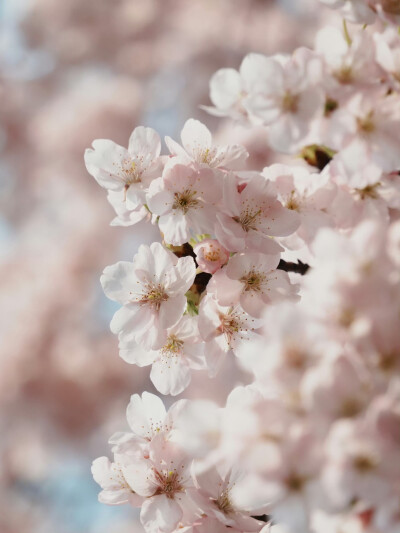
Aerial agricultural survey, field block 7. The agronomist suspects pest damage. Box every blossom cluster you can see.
[86,9,400,533]
[319,0,400,25]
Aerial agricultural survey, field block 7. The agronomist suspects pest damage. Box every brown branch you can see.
[278,259,310,276]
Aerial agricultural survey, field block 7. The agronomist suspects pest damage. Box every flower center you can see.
[199,147,215,165]
[173,188,199,213]
[285,190,301,211]
[138,283,168,311]
[282,91,299,113]
[285,473,306,492]
[378,352,397,372]
[233,208,262,232]
[217,310,248,346]
[355,183,380,200]
[357,111,375,134]
[121,159,142,185]
[153,469,184,499]
[335,66,353,84]
[353,454,377,473]
[205,249,221,262]
[214,490,234,514]
[241,270,267,292]
[338,308,356,328]
[284,344,307,369]
[162,335,184,356]
[340,398,362,418]
[193,146,222,167]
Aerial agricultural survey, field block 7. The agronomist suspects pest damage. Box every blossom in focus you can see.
[119,317,205,396]
[193,239,229,274]
[101,242,196,349]
[192,465,268,531]
[122,437,194,533]
[165,119,249,170]
[147,164,220,245]
[207,252,299,318]
[214,173,300,254]
[85,126,162,220]
[91,455,144,506]
[198,294,262,376]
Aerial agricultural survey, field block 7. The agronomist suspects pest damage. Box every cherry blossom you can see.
[325,91,400,173]
[125,392,175,444]
[198,294,262,375]
[85,126,162,212]
[192,465,268,531]
[193,239,229,274]
[205,47,325,153]
[263,163,337,245]
[203,67,247,120]
[318,0,376,24]
[207,252,299,318]
[146,164,220,246]
[91,455,144,506]
[106,392,187,462]
[214,173,300,254]
[315,26,381,96]
[375,27,400,89]
[320,0,400,25]
[165,119,249,170]
[88,6,400,532]
[101,242,196,350]
[119,317,205,396]
[322,418,399,510]
[107,189,150,227]
[239,49,325,152]
[124,438,194,533]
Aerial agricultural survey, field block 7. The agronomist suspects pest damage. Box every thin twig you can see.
[278,259,310,276]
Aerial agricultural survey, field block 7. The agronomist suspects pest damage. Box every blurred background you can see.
[0,1,328,531]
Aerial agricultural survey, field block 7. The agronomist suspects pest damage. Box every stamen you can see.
[233,208,262,232]
[241,269,267,292]
[173,188,199,213]
[282,91,299,113]
[137,283,168,311]
[357,111,375,134]
[153,468,184,499]
[121,158,144,185]
[214,490,234,514]
[162,335,184,356]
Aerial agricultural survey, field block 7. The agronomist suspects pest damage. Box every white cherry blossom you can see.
[207,252,299,318]
[165,119,248,170]
[85,126,162,210]
[214,173,300,254]
[147,164,220,246]
[101,242,196,350]
[119,317,205,396]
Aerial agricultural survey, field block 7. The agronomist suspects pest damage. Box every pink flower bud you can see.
[193,239,229,274]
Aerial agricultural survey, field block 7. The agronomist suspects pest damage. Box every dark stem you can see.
[171,241,310,290]
[278,259,310,276]
[193,272,212,295]
[252,514,269,523]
